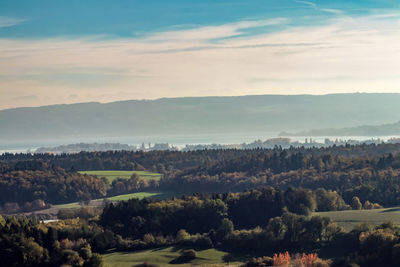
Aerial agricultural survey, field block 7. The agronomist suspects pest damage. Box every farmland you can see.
[52,192,162,209]
[314,206,400,231]
[79,170,162,183]
[107,191,162,201]
[102,246,244,267]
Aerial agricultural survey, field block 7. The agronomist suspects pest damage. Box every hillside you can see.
[282,121,400,137]
[2,93,400,140]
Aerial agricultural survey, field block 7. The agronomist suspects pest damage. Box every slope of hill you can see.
[281,121,400,137]
[2,93,400,140]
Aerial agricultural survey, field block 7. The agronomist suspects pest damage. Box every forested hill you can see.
[2,93,400,140]
[281,120,400,137]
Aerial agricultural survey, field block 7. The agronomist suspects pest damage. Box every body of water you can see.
[1,133,400,153]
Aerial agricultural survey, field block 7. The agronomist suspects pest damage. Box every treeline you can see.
[0,169,109,213]
[2,144,400,211]
[98,189,400,266]
[4,213,400,266]
[99,187,365,240]
[0,170,160,214]
[2,187,400,266]
[2,143,400,172]
[162,167,398,207]
[240,221,400,267]
[0,215,104,267]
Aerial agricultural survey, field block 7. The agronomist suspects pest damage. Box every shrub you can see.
[351,197,362,210]
[242,256,274,266]
[180,249,197,260]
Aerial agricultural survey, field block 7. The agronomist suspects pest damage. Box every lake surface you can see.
[1,133,400,153]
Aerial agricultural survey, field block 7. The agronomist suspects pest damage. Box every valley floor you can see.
[102,246,245,267]
[314,206,400,231]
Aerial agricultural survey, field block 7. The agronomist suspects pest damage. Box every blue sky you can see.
[1,0,400,109]
[1,0,397,38]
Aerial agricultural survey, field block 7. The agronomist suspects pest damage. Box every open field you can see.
[107,192,161,201]
[79,170,162,183]
[18,191,164,218]
[103,246,245,267]
[314,206,400,231]
[53,192,162,209]
[16,192,164,217]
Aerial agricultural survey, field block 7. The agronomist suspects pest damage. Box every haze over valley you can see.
[2,93,400,150]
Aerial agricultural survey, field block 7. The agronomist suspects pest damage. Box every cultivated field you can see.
[107,192,162,201]
[52,192,162,209]
[314,206,400,231]
[79,170,162,183]
[103,246,244,267]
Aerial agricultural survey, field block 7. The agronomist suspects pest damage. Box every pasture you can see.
[78,170,162,183]
[52,192,162,209]
[107,192,161,201]
[314,206,400,231]
[103,246,244,267]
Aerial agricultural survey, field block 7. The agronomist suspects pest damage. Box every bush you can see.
[180,249,196,260]
[312,259,331,267]
[351,197,362,210]
[241,256,274,266]
[57,207,101,220]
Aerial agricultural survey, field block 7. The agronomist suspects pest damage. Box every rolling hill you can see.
[2,93,400,141]
[281,121,400,137]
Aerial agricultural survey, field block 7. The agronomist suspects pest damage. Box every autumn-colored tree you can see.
[273,252,290,266]
[298,253,318,267]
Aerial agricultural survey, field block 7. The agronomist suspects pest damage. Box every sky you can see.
[1,0,400,110]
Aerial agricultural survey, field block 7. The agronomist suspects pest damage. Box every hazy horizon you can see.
[0,91,397,111]
[2,0,400,109]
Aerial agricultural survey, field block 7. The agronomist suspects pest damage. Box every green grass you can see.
[314,206,400,231]
[53,192,162,209]
[52,202,82,209]
[107,192,161,201]
[102,246,244,267]
[79,170,162,183]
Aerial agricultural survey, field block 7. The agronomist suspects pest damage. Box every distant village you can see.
[33,137,400,154]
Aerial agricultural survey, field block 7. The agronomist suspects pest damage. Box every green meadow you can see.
[314,206,400,231]
[103,246,244,267]
[79,170,162,183]
[53,192,161,209]
[107,192,161,201]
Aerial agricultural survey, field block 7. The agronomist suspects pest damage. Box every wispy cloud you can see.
[1,13,400,109]
[294,0,343,15]
[0,16,26,28]
[144,18,289,43]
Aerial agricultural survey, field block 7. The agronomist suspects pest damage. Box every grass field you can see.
[79,170,162,183]
[52,202,84,209]
[314,206,400,231]
[107,192,161,201]
[102,246,244,267]
[53,192,162,209]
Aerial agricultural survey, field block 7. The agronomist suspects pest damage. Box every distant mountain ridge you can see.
[2,93,400,141]
[280,121,400,137]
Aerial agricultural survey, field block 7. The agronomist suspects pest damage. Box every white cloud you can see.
[0,16,26,28]
[293,0,343,15]
[1,13,400,109]
[143,18,289,43]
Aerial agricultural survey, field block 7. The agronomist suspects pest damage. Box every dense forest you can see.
[1,143,400,210]
[2,143,400,266]
[2,191,400,266]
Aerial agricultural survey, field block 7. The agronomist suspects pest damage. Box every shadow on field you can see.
[380,208,400,213]
[169,257,193,264]
[223,252,253,263]
[152,247,166,252]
